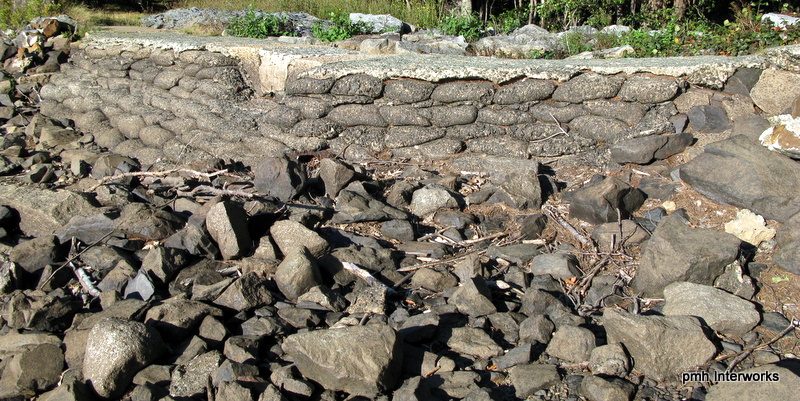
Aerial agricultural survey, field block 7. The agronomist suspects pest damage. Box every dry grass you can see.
[62,3,147,26]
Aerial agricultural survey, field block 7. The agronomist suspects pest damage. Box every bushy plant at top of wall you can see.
[438,11,484,42]
[226,7,295,38]
[0,0,60,30]
[311,12,374,42]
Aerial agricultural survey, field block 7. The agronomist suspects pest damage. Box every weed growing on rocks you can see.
[438,11,484,42]
[312,12,373,42]
[226,7,294,38]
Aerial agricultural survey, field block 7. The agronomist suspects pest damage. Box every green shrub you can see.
[491,7,525,35]
[561,31,593,55]
[312,12,373,42]
[0,0,60,30]
[438,11,484,42]
[226,7,294,38]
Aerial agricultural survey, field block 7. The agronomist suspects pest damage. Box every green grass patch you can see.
[226,7,294,37]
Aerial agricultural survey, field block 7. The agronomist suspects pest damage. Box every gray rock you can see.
[618,75,681,104]
[331,73,384,97]
[270,219,329,258]
[421,105,478,127]
[774,212,800,275]
[444,327,503,359]
[519,314,555,344]
[253,156,307,202]
[687,105,730,133]
[144,298,223,341]
[662,281,760,336]
[214,272,275,311]
[328,104,387,127]
[0,184,98,237]
[385,126,443,147]
[223,335,260,363]
[114,203,184,241]
[591,220,650,251]
[431,81,495,103]
[680,135,800,223]
[494,79,557,104]
[274,247,323,301]
[217,380,254,401]
[398,312,440,343]
[2,290,81,332]
[750,68,800,115]
[631,214,741,297]
[705,361,800,401]
[509,363,561,398]
[545,325,596,362]
[206,201,251,260]
[0,343,63,397]
[141,246,188,285]
[486,243,543,266]
[384,79,435,103]
[9,235,63,274]
[123,269,156,301]
[83,318,163,399]
[584,99,647,125]
[552,73,623,103]
[580,375,637,401]
[409,268,458,292]
[589,343,630,377]
[169,350,223,398]
[449,277,497,317]
[296,285,347,312]
[610,132,693,164]
[530,253,581,280]
[282,324,402,396]
[569,115,631,142]
[603,308,716,382]
[380,219,415,241]
[333,189,409,223]
[56,212,116,245]
[564,176,645,224]
[410,184,462,216]
[319,158,357,197]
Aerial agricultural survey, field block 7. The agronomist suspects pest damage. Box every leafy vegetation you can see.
[226,7,294,37]
[0,0,59,29]
[438,11,484,42]
[311,12,373,42]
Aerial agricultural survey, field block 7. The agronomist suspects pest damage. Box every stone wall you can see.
[37,34,790,168]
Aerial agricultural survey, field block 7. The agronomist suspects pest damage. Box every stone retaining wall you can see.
[37,33,796,167]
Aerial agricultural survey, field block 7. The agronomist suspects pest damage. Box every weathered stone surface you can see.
[603,308,716,382]
[270,219,329,258]
[328,104,387,127]
[169,350,223,398]
[145,299,223,341]
[410,184,462,216]
[0,184,98,237]
[444,327,503,359]
[213,272,274,311]
[206,201,251,260]
[274,247,322,302]
[449,277,497,317]
[618,75,680,103]
[564,176,645,224]
[253,156,307,202]
[589,343,630,377]
[584,99,646,125]
[84,318,163,399]
[680,135,800,222]
[0,343,63,397]
[10,235,64,274]
[705,361,800,401]
[493,79,556,104]
[545,325,596,363]
[569,115,631,142]
[687,105,730,132]
[552,73,623,103]
[774,212,800,275]
[2,290,81,332]
[331,74,383,98]
[384,79,435,103]
[431,81,495,103]
[509,363,561,398]
[283,324,402,396]
[631,214,740,297]
[750,68,800,115]
[662,281,760,336]
[333,189,409,223]
[610,132,693,164]
[580,375,637,401]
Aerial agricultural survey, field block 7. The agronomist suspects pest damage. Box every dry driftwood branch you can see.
[175,185,256,198]
[88,168,234,191]
[341,262,388,289]
[714,319,799,367]
[71,262,101,297]
[37,231,114,290]
[543,205,593,248]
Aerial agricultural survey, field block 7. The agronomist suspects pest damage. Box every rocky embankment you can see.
[1,14,800,401]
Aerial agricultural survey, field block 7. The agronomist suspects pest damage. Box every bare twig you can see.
[341,262,388,289]
[543,205,593,248]
[714,320,799,366]
[176,185,256,198]
[396,249,486,273]
[88,168,234,191]
[37,231,114,290]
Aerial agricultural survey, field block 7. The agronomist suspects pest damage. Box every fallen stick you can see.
[543,205,593,248]
[71,262,101,297]
[176,185,256,198]
[88,168,234,191]
[341,262,388,289]
[37,231,114,290]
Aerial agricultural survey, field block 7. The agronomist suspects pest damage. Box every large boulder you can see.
[282,324,403,396]
[662,282,760,336]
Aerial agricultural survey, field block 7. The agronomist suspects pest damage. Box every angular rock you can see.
[519,315,555,344]
[123,269,156,301]
[552,73,623,103]
[705,361,800,401]
[774,211,800,275]
[282,324,402,396]
[380,219,415,241]
[750,68,800,115]
[332,190,409,223]
[114,203,184,241]
[206,201,251,260]
[662,281,760,336]
[169,350,223,398]
[270,219,329,258]
[687,105,730,133]
[610,132,693,164]
[530,253,581,280]
[591,219,650,251]
[214,272,275,311]
[618,75,680,104]
[9,235,64,274]
[444,327,503,359]
[410,184,462,217]
[564,176,645,224]
[253,156,307,201]
[449,277,497,317]
[509,363,561,399]
[679,135,800,222]
[589,343,630,377]
[631,214,741,297]
[409,268,458,292]
[580,375,637,401]
[141,246,188,285]
[603,308,716,382]
[144,299,223,341]
[2,290,81,332]
[0,184,98,237]
[0,343,63,397]
[83,318,163,399]
[274,247,323,301]
[319,158,357,197]
[545,325,596,363]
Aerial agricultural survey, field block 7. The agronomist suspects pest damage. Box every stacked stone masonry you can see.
[38,40,764,167]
